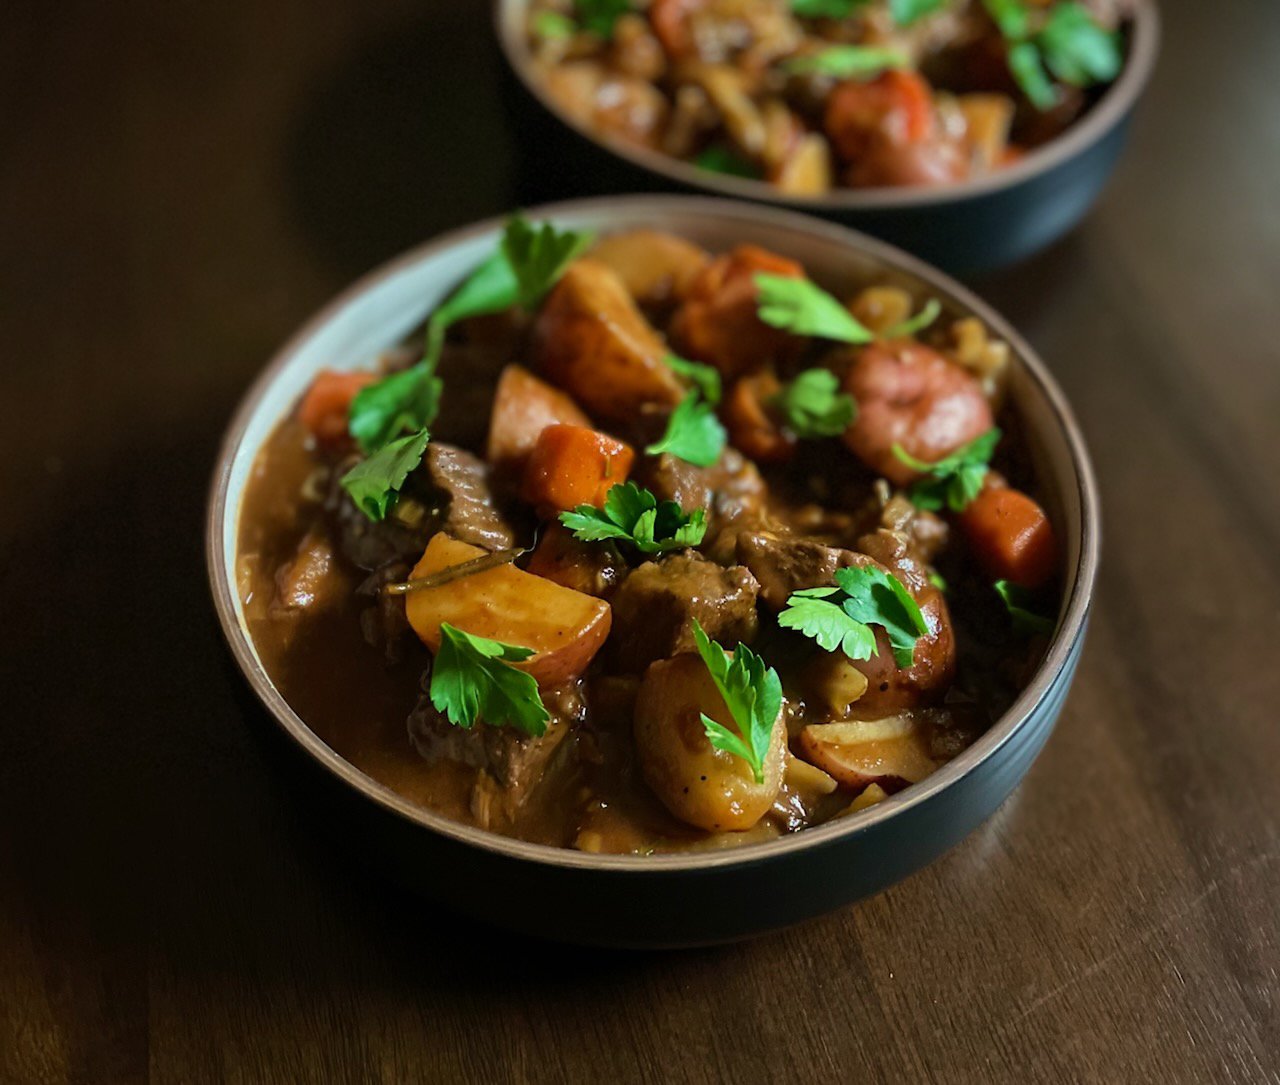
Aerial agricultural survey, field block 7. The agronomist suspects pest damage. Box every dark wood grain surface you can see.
[2,1,1277,1081]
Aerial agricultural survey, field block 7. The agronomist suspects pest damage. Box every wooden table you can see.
[3,2,1277,1081]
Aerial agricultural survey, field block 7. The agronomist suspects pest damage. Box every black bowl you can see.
[494,0,1160,273]
[208,196,1100,947]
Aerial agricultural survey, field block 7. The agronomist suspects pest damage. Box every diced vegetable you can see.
[824,69,935,161]
[533,259,685,424]
[960,485,1058,589]
[846,782,889,813]
[404,533,612,687]
[724,373,796,463]
[486,365,591,476]
[297,370,376,445]
[522,423,636,513]
[633,652,786,831]
[586,229,709,303]
[797,715,937,790]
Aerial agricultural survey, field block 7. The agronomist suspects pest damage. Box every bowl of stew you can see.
[208,195,1098,947]
[495,0,1159,271]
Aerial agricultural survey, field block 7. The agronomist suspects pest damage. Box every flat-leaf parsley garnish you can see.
[994,580,1055,636]
[892,427,1001,512]
[559,482,707,554]
[430,623,550,736]
[770,368,857,439]
[646,391,727,467]
[779,564,930,668]
[339,427,430,521]
[785,46,909,79]
[691,620,783,785]
[755,273,875,344]
[664,353,722,405]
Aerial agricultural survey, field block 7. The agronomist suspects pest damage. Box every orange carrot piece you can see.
[724,373,796,464]
[297,370,376,445]
[486,364,591,476]
[961,486,1058,589]
[522,424,635,514]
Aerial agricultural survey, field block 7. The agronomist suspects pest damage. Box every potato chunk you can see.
[404,533,611,687]
[797,716,938,792]
[587,229,710,304]
[486,364,590,477]
[532,259,684,425]
[634,654,785,832]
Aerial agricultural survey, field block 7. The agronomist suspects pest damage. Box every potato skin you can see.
[634,654,785,832]
[404,533,611,688]
[586,229,710,305]
[486,365,591,478]
[532,259,684,425]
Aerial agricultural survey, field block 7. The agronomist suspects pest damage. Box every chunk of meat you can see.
[669,245,805,379]
[586,230,710,305]
[421,443,517,551]
[608,554,760,672]
[724,372,796,464]
[271,527,345,615]
[532,259,685,426]
[634,653,786,832]
[843,339,994,487]
[525,523,628,599]
[738,530,955,717]
[637,447,767,529]
[325,459,434,572]
[486,365,590,478]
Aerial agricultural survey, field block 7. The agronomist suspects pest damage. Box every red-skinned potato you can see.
[486,365,591,477]
[405,534,611,688]
[532,259,684,425]
[586,229,710,304]
[797,716,938,792]
[634,653,786,832]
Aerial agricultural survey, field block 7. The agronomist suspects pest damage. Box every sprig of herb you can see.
[559,482,708,554]
[882,297,942,339]
[982,0,1122,111]
[339,428,430,521]
[770,368,857,439]
[789,0,863,16]
[892,428,1001,512]
[430,623,550,736]
[574,0,631,39]
[889,0,948,24]
[755,273,875,344]
[784,45,909,79]
[664,354,722,405]
[693,145,761,179]
[348,216,590,455]
[779,564,930,667]
[691,620,783,785]
[994,579,1055,636]
[646,391,727,467]
[532,10,577,38]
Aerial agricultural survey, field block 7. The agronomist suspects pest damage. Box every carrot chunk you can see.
[522,424,635,514]
[297,370,376,445]
[960,486,1058,589]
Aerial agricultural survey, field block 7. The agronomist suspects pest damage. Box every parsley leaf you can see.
[348,363,442,454]
[533,10,577,38]
[983,0,1031,38]
[789,0,863,16]
[430,623,551,736]
[892,427,1001,512]
[339,427,430,521]
[691,620,783,785]
[1007,40,1058,110]
[1037,2,1122,86]
[779,563,929,667]
[889,0,947,24]
[664,353,722,405]
[770,368,857,439]
[502,214,595,310]
[994,579,1055,636]
[646,391,727,467]
[574,0,631,38]
[559,482,707,554]
[784,46,908,79]
[755,273,875,344]
[881,297,942,339]
[693,145,761,179]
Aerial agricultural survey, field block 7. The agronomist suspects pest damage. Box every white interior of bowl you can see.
[208,195,1097,870]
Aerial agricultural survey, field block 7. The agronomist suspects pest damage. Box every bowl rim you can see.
[207,193,1100,873]
[493,0,1160,210]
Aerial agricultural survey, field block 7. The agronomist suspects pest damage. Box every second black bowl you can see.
[495,0,1160,273]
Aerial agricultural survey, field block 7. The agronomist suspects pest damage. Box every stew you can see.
[236,218,1061,853]
[525,0,1130,193]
